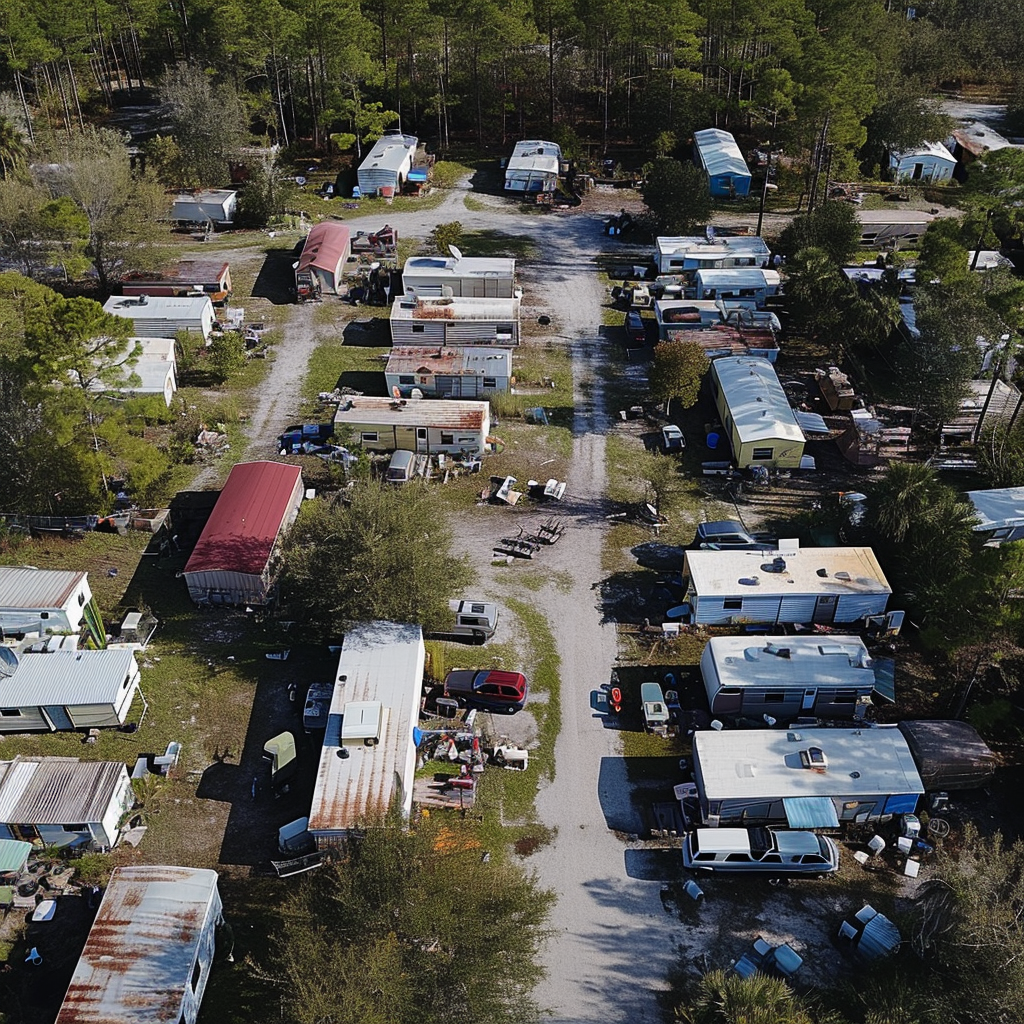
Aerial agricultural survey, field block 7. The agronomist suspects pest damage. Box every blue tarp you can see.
[783,796,840,828]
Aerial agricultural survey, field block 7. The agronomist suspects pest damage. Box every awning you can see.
[795,410,829,434]
[783,796,839,828]
[872,658,896,702]
[0,839,31,874]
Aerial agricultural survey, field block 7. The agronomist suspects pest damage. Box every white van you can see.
[386,450,416,483]
[682,827,840,875]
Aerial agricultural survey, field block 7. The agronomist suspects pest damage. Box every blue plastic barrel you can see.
[707,432,720,449]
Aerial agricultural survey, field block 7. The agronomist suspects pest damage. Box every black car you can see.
[693,520,776,551]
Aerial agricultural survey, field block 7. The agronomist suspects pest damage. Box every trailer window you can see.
[723,599,742,610]
[398,375,415,385]
[0,709,21,717]
[719,687,742,696]
[834,689,857,703]
[360,432,379,443]
[725,853,752,863]
[751,447,774,460]
[483,377,497,389]
[440,432,454,445]
[764,693,785,704]
[412,325,425,333]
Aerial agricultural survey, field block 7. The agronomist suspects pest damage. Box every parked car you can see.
[386,450,416,484]
[303,682,335,733]
[624,310,646,344]
[693,519,775,550]
[443,669,529,714]
[683,827,840,876]
[661,424,685,452]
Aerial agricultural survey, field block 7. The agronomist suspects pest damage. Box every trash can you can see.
[707,432,720,449]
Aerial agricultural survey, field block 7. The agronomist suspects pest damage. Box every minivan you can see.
[386,450,415,484]
[682,827,840,875]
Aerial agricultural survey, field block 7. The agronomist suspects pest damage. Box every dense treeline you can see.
[1,1,1023,165]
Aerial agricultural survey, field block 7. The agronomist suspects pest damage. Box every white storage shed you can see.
[308,622,425,846]
[681,542,892,626]
[504,140,562,193]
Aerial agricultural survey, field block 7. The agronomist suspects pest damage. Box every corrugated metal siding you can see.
[184,569,268,606]
[0,758,129,824]
[67,704,123,728]
[392,322,445,345]
[836,593,889,622]
[778,594,818,623]
[693,595,782,624]
[0,649,138,708]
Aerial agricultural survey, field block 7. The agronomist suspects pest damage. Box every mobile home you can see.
[889,141,956,184]
[123,259,232,305]
[308,622,425,847]
[966,486,1024,545]
[655,236,769,276]
[183,461,304,608]
[693,129,752,197]
[169,190,237,228]
[334,396,490,455]
[690,726,924,828]
[56,865,223,1024]
[694,269,780,307]
[709,356,804,468]
[0,755,134,848]
[385,346,511,397]
[98,337,177,407]
[700,635,895,719]
[357,131,418,196]
[681,543,892,626]
[294,221,352,300]
[0,647,141,732]
[102,294,215,341]
[0,567,105,647]
[504,140,562,193]
[856,208,939,248]
[401,252,517,298]
[390,295,520,347]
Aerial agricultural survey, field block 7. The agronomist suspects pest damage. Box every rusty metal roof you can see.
[384,346,510,376]
[391,295,520,321]
[308,623,424,837]
[55,865,221,1024]
[334,396,489,431]
[0,756,129,824]
[0,567,87,611]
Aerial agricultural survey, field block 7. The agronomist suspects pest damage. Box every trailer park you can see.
[3,132,1024,1024]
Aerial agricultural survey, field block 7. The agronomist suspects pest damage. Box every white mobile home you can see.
[889,141,956,183]
[0,567,105,647]
[170,189,238,228]
[334,396,490,455]
[966,486,1024,545]
[56,865,223,1024]
[0,647,141,732]
[655,236,770,275]
[682,543,892,626]
[700,635,895,719]
[693,129,752,197]
[183,461,304,608]
[390,295,520,347]
[357,131,418,196]
[856,208,939,248]
[401,252,517,298]
[0,755,134,848]
[385,346,512,397]
[710,356,805,468]
[94,337,177,407]
[504,140,562,193]
[308,622,425,847]
[690,726,924,828]
[103,294,215,341]
[694,268,780,307]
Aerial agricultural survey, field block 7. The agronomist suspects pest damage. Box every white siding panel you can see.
[778,594,818,623]
[836,593,889,622]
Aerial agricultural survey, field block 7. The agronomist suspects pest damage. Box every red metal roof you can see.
[184,461,302,577]
[297,222,351,275]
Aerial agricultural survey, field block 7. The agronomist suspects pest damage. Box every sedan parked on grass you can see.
[693,519,775,550]
[443,669,529,714]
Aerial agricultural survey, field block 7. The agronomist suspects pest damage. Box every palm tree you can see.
[675,970,815,1024]
[866,462,940,545]
[0,116,26,178]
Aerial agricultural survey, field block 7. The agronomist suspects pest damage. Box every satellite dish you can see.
[0,646,19,677]
[449,244,463,262]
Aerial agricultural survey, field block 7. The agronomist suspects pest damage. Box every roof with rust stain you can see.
[333,396,490,431]
[308,622,425,838]
[55,865,221,1024]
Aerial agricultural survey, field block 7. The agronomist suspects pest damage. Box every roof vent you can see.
[342,701,384,745]
[816,568,828,577]
[800,746,828,772]
[738,576,760,586]
[834,571,852,581]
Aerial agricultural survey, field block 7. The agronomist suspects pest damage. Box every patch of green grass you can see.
[431,160,474,189]
[300,336,390,405]
[457,229,539,262]
[463,195,489,212]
